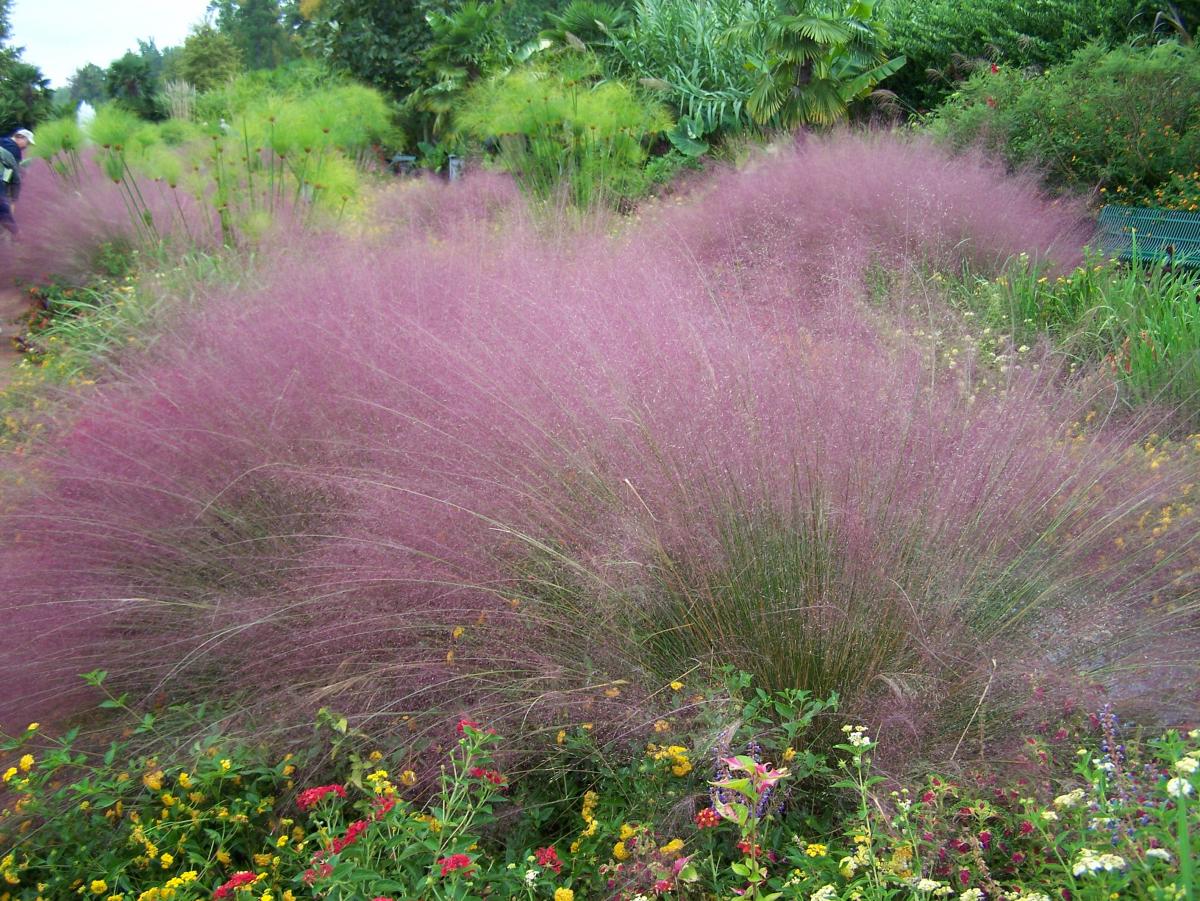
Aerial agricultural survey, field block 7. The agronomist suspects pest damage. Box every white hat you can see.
[14,128,34,145]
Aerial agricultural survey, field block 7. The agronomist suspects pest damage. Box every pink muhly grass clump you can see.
[0,157,1194,769]
[0,155,218,286]
[646,131,1090,301]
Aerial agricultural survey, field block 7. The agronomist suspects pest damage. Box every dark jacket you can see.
[0,136,23,201]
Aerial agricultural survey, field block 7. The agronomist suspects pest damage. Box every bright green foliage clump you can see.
[881,0,1157,111]
[929,42,1200,203]
[458,58,672,206]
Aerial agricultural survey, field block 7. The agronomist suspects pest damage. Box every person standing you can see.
[0,128,35,238]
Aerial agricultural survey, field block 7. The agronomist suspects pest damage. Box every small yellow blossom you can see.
[806,843,828,858]
[554,889,574,901]
[451,626,465,640]
[669,681,684,691]
[90,880,109,895]
[142,771,164,791]
[18,755,33,773]
[612,841,628,861]
[556,730,566,744]
[219,759,232,772]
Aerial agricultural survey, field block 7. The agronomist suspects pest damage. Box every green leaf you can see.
[667,121,709,157]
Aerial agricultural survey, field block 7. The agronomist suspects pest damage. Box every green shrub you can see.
[456,56,672,206]
[928,42,1200,201]
[882,0,1155,111]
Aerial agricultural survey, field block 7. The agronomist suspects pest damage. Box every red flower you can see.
[439,853,475,877]
[694,807,720,828]
[654,879,673,893]
[214,872,258,899]
[922,790,936,803]
[456,718,480,736]
[1012,851,1026,864]
[305,862,333,883]
[296,784,347,811]
[329,819,371,854]
[978,831,992,850]
[986,97,997,108]
[990,63,1000,73]
[372,796,397,820]
[959,869,971,885]
[535,846,563,874]
[469,766,505,785]
[1019,820,1034,835]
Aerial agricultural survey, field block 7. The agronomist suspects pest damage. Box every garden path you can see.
[0,286,28,392]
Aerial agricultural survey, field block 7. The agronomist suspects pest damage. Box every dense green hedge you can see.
[928,42,1200,205]
[881,0,1165,111]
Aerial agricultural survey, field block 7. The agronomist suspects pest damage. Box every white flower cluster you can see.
[841,724,872,748]
[1052,788,1086,809]
[810,885,838,901]
[1146,848,1172,862]
[1072,848,1127,876]
[1175,755,1198,776]
[1166,777,1194,798]
[960,889,985,901]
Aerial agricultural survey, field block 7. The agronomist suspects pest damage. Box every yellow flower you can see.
[253,853,273,868]
[451,626,465,640]
[581,723,593,731]
[805,843,828,858]
[177,773,192,789]
[219,759,232,772]
[612,841,628,861]
[619,823,638,840]
[653,720,670,733]
[216,850,232,866]
[782,747,797,762]
[554,889,575,901]
[556,730,566,745]
[276,835,289,848]
[445,649,456,664]
[400,770,417,786]
[2,768,16,784]
[669,681,684,691]
[368,750,384,762]
[18,755,33,773]
[604,687,621,698]
[159,853,173,869]
[659,838,684,856]
[142,771,164,791]
[25,723,38,732]
[90,881,109,895]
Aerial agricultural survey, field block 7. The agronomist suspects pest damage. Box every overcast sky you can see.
[9,0,213,89]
